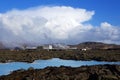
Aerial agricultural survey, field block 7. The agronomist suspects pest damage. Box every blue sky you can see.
[0,0,120,26]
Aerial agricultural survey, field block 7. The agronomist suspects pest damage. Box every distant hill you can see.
[71,42,120,50]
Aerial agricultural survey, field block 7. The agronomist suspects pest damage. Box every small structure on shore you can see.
[43,44,53,50]
[25,47,37,50]
[82,48,87,51]
[81,47,91,51]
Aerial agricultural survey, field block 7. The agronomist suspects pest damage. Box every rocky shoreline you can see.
[0,65,120,80]
[0,49,120,63]
[0,50,120,80]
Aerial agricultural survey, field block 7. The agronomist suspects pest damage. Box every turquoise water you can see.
[0,58,120,76]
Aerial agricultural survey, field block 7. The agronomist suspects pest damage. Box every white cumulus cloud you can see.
[0,6,120,47]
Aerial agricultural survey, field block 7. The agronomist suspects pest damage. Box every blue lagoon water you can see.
[0,58,120,76]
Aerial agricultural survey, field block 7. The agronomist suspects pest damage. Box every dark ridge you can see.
[69,41,120,50]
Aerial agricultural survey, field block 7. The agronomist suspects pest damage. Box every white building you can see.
[69,47,77,50]
[25,47,37,50]
[43,44,53,50]
[82,48,87,51]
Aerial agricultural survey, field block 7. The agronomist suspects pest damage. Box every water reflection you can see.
[0,58,120,76]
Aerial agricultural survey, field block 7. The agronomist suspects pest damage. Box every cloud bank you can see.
[0,6,120,47]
